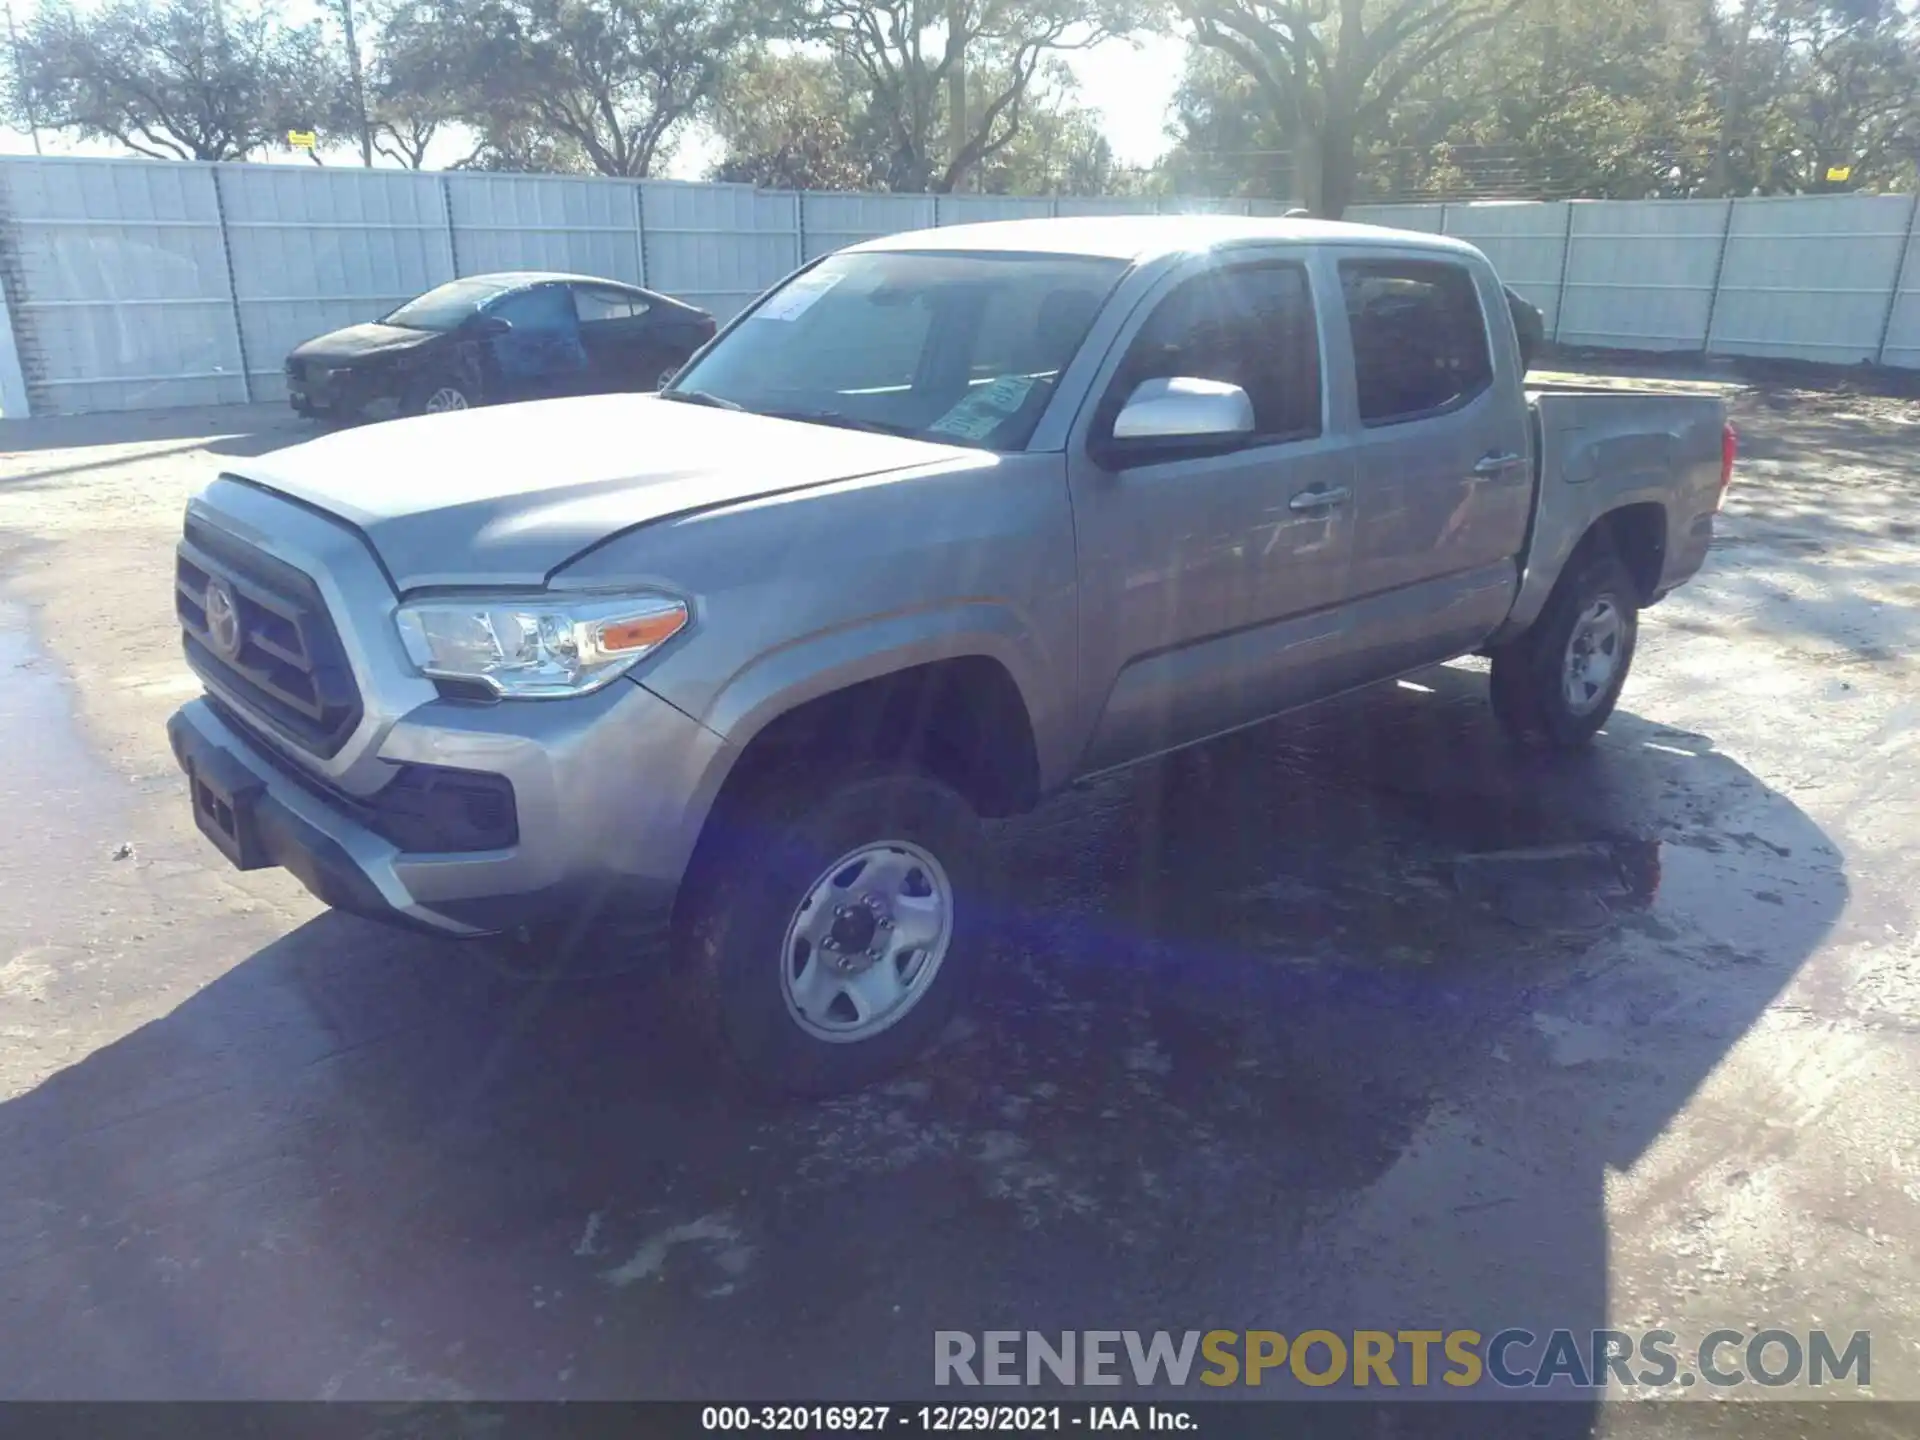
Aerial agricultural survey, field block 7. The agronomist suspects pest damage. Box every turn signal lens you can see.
[597,610,687,654]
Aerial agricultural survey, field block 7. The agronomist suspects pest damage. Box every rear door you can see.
[1335,253,1532,674]
[1067,252,1357,774]
[572,283,665,392]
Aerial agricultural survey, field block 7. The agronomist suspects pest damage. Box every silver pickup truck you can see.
[167,216,1735,1093]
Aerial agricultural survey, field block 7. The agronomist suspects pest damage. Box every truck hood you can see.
[229,393,982,590]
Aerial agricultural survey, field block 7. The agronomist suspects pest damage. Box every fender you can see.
[692,600,1076,792]
[1498,490,1673,643]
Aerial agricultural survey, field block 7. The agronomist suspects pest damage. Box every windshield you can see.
[382,278,519,332]
[667,250,1127,451]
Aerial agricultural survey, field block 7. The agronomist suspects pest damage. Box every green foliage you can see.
[974,76,1122,193]
[789,0,1161,192]
[8,0,1916,206]
[708,52,887,189]
[1165,0,1920,206]
[10,0,337,160]
[379,0,761,176]
[1173,0,1532,215]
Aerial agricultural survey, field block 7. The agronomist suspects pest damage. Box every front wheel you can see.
[407,376,475,415]
[679,764,985,1096]
[1490,545,1640,749]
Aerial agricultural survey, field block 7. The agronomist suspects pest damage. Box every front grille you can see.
[177,516,364,757]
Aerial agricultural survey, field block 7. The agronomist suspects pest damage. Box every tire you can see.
[406,375,475,416]
[1489,543,1640,750]
[679,762,985,1097]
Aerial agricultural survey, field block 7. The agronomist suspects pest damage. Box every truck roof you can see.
[847,214,1485,263]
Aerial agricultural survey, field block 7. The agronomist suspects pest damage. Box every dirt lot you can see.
[1,373,1918,1421]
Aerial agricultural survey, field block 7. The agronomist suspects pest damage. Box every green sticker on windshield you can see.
[929,374,1038,440]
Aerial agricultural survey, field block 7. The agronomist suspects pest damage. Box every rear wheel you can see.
[1490,544,1639,749]
[678,763,985,1096]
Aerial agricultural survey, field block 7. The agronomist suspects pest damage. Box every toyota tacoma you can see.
[167,216,1735,1094]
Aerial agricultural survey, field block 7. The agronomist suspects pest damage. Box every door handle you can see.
[1289,485,1352,512]
[1472,452,1525,477]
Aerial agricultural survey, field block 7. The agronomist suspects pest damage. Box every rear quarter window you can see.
[1340,259,1493,426]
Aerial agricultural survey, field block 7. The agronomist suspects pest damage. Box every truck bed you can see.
[1496,386,1729,641]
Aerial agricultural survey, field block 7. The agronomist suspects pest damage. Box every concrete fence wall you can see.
[0,154,1913,417]
[1350,195,1920,371]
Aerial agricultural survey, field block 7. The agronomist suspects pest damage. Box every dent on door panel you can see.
[1077,606,1349,775]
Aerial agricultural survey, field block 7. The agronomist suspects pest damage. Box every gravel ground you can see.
[0,374,1917,1425]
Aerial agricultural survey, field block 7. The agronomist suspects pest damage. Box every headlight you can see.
[394,592,689,698]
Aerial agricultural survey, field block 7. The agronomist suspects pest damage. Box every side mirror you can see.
[1111,376,1255,444]
[474,314,513,337]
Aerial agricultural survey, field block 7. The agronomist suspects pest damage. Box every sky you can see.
[0,31,1189,178]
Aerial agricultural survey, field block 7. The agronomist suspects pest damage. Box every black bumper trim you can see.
[167,706,678,942]
[169,708,404,929]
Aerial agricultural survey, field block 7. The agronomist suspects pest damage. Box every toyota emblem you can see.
[204,577,243,661]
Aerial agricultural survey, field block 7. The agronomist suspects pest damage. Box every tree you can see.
[791,0,1155,192]
[1373,0,1722,199]
[1175,0,1532,216]
[709,52,885,189]
[10,0,336,161]
[973,64,1122,193]
[1752,0,1920,192]
[1158,40,1292,196]
[353,0,460,167]
[381,0,757,177]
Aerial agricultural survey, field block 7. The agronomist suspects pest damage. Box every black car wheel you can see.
[422,384,471,413]
[405,374,474,416]
[678,762,986,1096]
[1490,541,1640,750]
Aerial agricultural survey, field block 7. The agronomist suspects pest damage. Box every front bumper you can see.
[168,680,734,939]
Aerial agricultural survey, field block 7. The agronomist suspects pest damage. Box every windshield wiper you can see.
[655,388,743,411]
[762,408,918,438]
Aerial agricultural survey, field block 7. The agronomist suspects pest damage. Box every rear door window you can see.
[1339,259,1493,426]
[1110,260,1322,442]
[573,285,648,324]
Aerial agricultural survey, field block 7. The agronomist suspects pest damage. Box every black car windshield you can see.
[382,278,520,332]
[665,250,1127,451]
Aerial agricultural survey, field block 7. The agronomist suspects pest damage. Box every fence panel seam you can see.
[209,164,254,403]
[1876,190,1920,366]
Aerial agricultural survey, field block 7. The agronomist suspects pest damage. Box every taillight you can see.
[1717,422,1738,510]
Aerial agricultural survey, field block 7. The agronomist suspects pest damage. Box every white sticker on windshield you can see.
[752,271,843,323]
[928,374,1038,440]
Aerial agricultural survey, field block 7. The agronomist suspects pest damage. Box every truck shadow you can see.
[0,664,1844,1415]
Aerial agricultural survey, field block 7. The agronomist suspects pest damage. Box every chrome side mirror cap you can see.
[1111,376,1255,442]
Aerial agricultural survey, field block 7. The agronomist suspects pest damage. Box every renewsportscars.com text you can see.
[934,1329,1871,1391]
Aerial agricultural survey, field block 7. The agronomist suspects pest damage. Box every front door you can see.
[1337,256,1534,675]
[1068,254,1358,775]
[483,283,590,401]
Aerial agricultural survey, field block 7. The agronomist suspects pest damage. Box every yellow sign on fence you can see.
[1826,165,1853,183]
[287,130,317,150]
